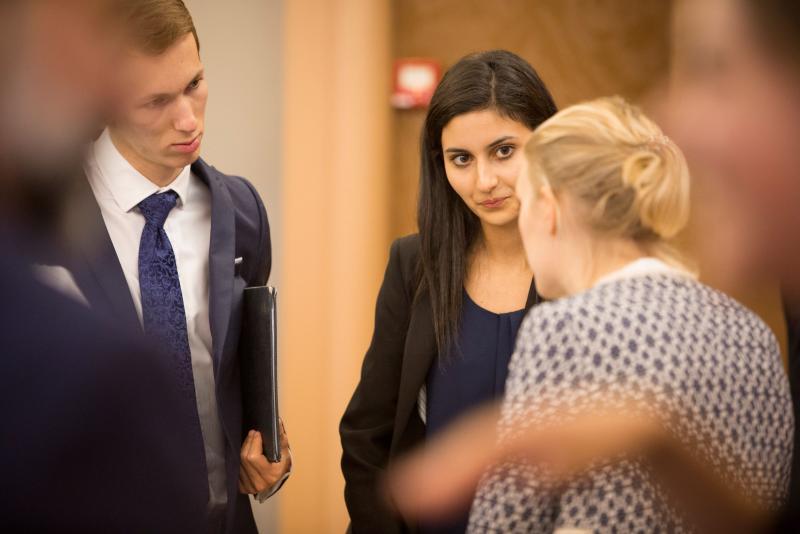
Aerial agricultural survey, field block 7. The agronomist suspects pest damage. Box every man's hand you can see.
[239,420,291,495]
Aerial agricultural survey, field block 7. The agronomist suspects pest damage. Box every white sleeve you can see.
[254,450,293,503]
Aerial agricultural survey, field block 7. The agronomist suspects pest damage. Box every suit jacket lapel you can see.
[66,176,140,332]
[193,160,235,374]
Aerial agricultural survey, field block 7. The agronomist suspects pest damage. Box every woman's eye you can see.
[188,78,202,91]
[496,145,515,159]
[452,154,471,167]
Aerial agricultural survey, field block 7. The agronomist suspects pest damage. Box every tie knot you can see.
[138,190,178,228]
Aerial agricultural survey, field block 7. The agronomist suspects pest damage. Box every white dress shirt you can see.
[86,130,228,512]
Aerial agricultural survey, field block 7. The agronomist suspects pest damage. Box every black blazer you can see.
[340,234,541,533]
[776,300,800,532]
[62,158,271,534]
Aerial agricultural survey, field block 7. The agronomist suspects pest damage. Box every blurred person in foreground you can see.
[0,0,205,531]
[49,1,291,532]
[390,0,800,532]
[669,0,800,531]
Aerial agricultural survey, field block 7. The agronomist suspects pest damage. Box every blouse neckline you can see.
[463,287,527,318]
[593,257,694,288]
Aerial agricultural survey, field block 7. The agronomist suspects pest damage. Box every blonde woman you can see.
[459,97,793,532]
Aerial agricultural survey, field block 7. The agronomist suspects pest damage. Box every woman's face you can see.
[668,0,800,286]
[441,109,533,230]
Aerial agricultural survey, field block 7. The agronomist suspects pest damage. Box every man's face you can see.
[110,33,207,181]
[668,0,800,288]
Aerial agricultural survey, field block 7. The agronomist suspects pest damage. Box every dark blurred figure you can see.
[784,301,800,531]
[0,1,205,531]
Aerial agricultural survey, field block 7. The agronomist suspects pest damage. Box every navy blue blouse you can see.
[421,289,526,534]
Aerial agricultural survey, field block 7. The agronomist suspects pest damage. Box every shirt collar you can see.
[93,129,192,213]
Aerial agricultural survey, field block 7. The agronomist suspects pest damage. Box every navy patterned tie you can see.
[138,191,192,389]
[138,191,207,468]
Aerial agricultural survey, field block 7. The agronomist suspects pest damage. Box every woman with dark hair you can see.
[340,49,556,533]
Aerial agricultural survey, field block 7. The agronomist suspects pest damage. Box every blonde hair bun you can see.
[525,96,691,244]
[621,142,689,239]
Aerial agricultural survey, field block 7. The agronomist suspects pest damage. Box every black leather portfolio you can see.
[240,286,281,463]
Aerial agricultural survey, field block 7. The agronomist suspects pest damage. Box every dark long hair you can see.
[416,50,557,357]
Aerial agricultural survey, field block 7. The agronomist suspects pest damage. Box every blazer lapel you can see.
[193,160,235,374]
[392,291,437,452]
[66,176,140,332]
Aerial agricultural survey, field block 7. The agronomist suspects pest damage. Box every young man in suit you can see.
[66,1,291,532]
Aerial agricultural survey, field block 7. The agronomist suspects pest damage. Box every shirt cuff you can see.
[255,450,293,503]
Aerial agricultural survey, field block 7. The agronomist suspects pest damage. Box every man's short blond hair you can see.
[123,0,199,55]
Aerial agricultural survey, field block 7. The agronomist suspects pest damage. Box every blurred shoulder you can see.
[518,273,782,360]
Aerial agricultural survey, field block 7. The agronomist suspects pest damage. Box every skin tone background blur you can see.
[185,1,785,531]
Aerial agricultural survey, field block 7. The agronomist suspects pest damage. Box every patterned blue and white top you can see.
[468,259,793,533]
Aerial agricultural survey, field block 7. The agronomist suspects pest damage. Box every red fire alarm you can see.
[391,58,441,110]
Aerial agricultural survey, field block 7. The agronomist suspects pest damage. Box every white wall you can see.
[184,1,283,532]
[186,0,283,286]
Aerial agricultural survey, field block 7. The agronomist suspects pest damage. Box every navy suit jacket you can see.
[66,158,271,534]
[0,236,206,533]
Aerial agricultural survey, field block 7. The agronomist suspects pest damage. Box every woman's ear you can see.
[538,184,560,236]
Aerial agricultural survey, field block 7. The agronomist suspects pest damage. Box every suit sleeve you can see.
[239,177,271,286]
[340,239,412,533]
